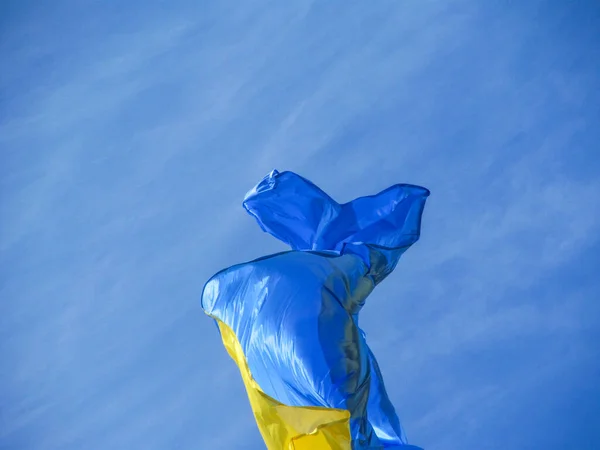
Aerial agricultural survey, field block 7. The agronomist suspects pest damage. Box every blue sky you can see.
[1,1,599,449]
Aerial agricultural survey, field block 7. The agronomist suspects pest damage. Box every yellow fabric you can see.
[215,319,352,450]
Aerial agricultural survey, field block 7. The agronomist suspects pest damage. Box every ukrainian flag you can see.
[201,170,428,450]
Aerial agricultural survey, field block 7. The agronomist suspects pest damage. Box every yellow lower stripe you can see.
[215,319,352,449]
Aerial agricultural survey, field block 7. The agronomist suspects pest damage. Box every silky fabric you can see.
[201,170,428,449]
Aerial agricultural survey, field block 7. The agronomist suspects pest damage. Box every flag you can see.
[201,170,429,449]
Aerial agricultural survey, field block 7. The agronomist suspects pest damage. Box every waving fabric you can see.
[201,170,429,449]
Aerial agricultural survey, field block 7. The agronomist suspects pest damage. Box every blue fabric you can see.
[201,170,429,449]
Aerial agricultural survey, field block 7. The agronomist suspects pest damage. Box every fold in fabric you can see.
[202,170,429,449]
